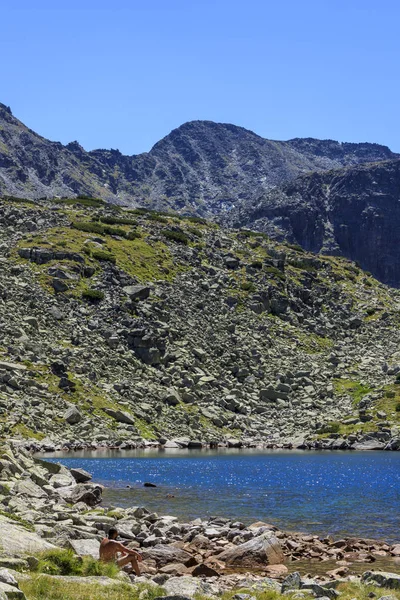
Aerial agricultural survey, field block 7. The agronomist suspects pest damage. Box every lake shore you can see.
[0,442,400,600]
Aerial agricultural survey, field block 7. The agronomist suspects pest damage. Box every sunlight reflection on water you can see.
[42,449,400,542]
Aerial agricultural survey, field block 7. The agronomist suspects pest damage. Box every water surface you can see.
[42,449,400,542]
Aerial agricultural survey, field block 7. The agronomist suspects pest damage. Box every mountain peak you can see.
[0,102,12,115]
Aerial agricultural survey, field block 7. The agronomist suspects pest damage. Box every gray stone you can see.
[217,532,284,567]
[64,406,82,425]
[70,468,92,483]
[103,408,135,425]
[123,285,151,300]
[281,571,302,592]
[68,538,100,559]
[362,571,400,590]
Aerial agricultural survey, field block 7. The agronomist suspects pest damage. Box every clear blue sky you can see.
[1,0,399,154]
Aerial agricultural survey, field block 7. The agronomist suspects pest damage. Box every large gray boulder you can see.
[103,408,135,425]
[56,483,102,506]
[0,517,56,555]
[362,571,400,590]
[163,576,218,598]
[68,539,100,559]
[123,285,150,300]
[64,406,82,425]
[217,533,284,567]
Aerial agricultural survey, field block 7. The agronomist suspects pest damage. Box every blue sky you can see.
[1,0,399,154]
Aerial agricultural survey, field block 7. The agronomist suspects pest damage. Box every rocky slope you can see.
[228,159,400,287]
[0,195,400,450]
[0,103,397,216]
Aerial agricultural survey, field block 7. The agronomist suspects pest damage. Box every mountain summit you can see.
[0,104,397,212]
[1,104,400,285]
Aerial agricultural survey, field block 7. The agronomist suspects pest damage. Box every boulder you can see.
[142,544,193,567]
[68,539,100,559]
[103,408,135,425]
[163,576,217,598]
[0,517,56,555]
[56,483,102,506]
[70,468,92,483]
[281,571,302,592]
[123,285,150,300]
[64,406,82,425]
[217,533,284,568]
[13,479,47,499]
[362,571,400,590]
[0,582,25,598]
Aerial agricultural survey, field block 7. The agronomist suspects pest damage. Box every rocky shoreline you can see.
[24,435,400,454]
[0,443,399,599]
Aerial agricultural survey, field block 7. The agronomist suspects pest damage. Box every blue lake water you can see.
[43,449,400,542]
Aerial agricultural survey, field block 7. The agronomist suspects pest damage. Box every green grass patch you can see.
[0,510,35,531]
[20,576,166,600]
[99,216,138,226]
[333,379,373,407]
[55,196,105,207]
[2,195,36,206]
[32,549,119,578]
[11,423,45,441]
[162,229,189,245]
[91,250,116,263]
[82,288,104,302]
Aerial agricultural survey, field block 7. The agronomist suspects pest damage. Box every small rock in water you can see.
[144,482,157,488]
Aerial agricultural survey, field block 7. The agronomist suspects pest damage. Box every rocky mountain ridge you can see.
[0,195,400,450]
[227,158,400,286]
[1,103,397,215]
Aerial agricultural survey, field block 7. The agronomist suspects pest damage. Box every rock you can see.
[64,406,82,425]
[68,539,100,559]
[352,440,386,450]
[217,532,284,567]
[163,576,216,598]
[123,285,151,300]
[70,468,92,483]
[362,571,400,590]
[301,582,339,599]
[141,545,193,567]
[264,564,288,578]
[56,483,102,506]
[154,596,192,600]
[163,388,181,406]
[189,563,220,577]
[144,482,157,488]
[0,582,25,599]
[52,278,69,293]
[103,408,135,425]
[0,570,18,588]
[13,479,47,498]
[281,571,302,592]
[0,517,56,554]
[49,473,75,488]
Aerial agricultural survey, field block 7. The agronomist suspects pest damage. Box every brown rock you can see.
[188,563,220,577]
[217,533,284,568]
[160,562,189,576]
[326,567,349,578]
[141,544,193,567]
[264,564,288,578]
[391,544,400,556]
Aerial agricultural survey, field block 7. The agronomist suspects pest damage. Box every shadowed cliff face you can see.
[231,160,400,286]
